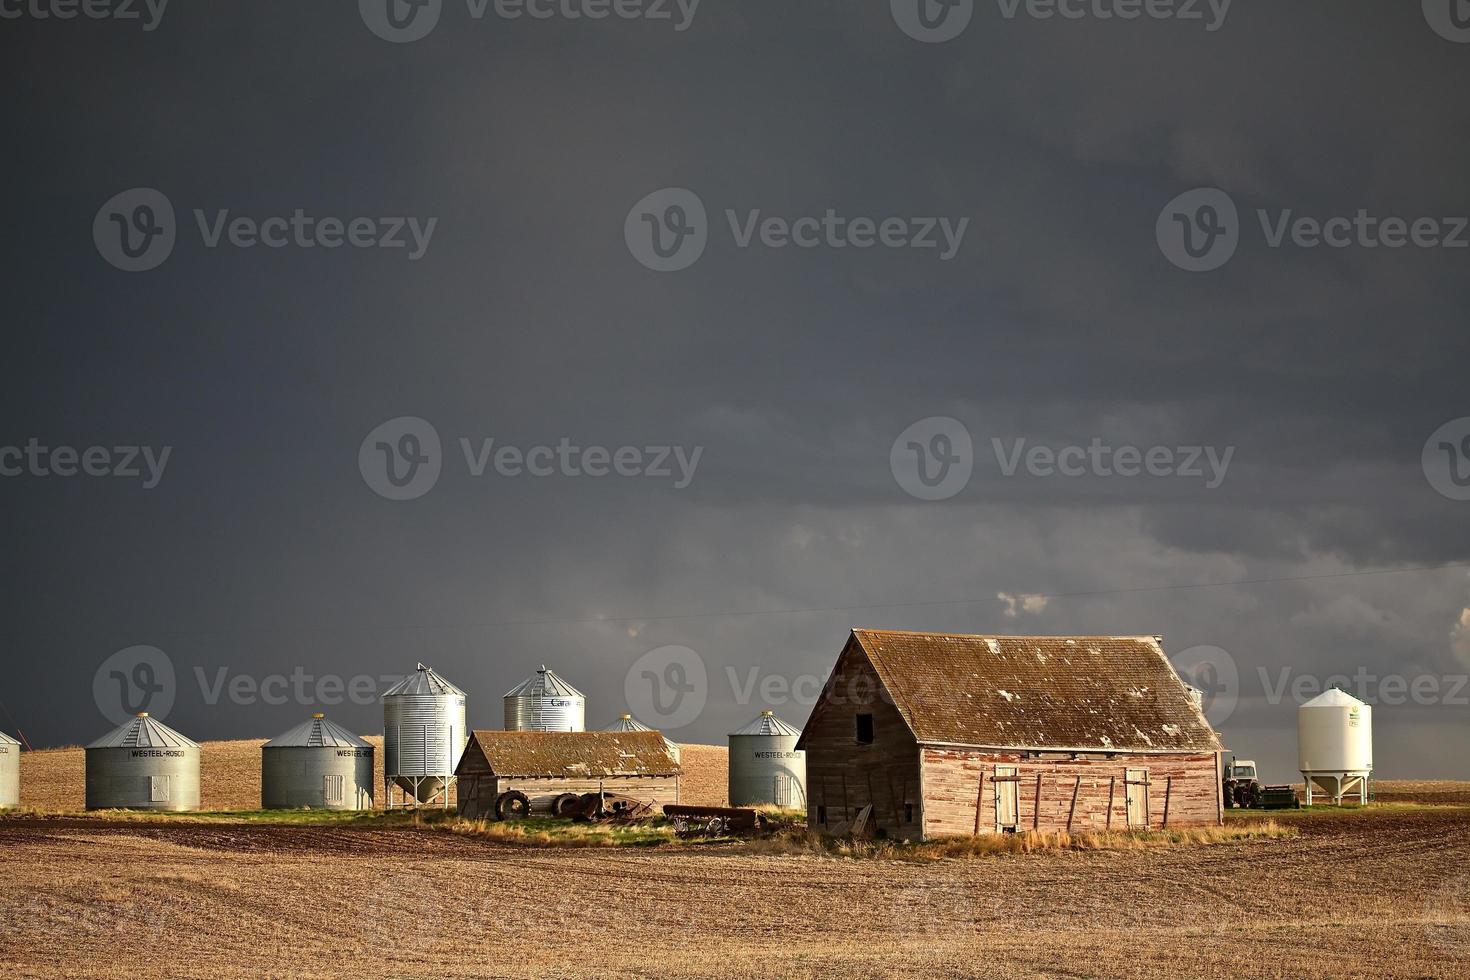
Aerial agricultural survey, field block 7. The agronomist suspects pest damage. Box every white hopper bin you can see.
[1298,688,1372,805]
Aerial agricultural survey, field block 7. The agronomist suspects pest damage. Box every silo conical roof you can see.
[382,663,467,698]
[504,665,586,700]
[730,710,801,737]
[604,714,652,733]
[1301,688,1366,708]
[264,714,372,748]
[88,713,199,749]
[0,731,19,746]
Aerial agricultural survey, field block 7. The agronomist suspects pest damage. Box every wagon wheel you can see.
[705,816,728,836]
[495,790,530,821]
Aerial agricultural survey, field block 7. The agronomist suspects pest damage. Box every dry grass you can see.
[745,820,1294,860]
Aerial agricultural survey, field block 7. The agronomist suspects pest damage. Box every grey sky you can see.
[3,1,1468,781]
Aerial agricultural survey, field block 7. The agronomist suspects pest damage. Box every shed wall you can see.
[920,747,1222,838]
[800,648,923,841]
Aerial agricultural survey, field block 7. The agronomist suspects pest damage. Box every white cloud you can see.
[998,592,1049,619]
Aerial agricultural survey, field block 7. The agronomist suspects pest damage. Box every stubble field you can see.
[1,743,1467,979]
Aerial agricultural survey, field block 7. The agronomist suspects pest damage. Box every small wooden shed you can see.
[455,730,681,820]
[799,629,1225,841]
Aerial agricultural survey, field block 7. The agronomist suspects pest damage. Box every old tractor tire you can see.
[577,792,603,819]
[495,790,531,821]
[551,793,580,818]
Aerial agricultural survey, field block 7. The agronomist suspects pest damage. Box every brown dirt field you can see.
[17,739,730,811]
[2,806,1468,978]
[1374,780,1470,804]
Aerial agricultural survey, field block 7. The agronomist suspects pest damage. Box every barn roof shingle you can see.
[845,629,1221,753]
[457,730,680,779]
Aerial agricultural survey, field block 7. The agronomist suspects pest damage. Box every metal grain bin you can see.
[383,663,467,804]
[262,713,374,810]
[0,730,19,808]
[728,710,806,809]
[503,665,586,732]
[85,713,200,812]
[604,713,680,764]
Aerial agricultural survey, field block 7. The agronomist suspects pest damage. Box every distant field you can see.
[16,738,729,811]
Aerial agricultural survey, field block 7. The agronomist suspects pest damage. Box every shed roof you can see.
[457,730,679,779]
[88,713,199,750]
[813,629,1220,753]
[0,731,18,746]
[264,714,372,749]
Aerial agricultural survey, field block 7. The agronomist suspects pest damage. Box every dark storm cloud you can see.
[1,1,1467,782]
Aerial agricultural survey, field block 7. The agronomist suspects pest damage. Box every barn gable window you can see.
[855,713,874,744]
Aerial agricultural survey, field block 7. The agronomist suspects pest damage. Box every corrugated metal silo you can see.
[728,710,806,808]
[604,713,681,764]
[85,713,200,811]
[0,730,19,808]
[382,663,467,805]
[504,666,586,732]
[262,713,375,810]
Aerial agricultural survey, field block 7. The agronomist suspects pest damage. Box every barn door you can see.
[995,766,1019,832]
[1126,768,1149,828]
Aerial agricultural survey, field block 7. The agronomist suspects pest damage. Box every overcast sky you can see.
[3,1,1468,781]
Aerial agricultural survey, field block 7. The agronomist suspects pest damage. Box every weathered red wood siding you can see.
[920,747,1222,838]
[802,641,924,841]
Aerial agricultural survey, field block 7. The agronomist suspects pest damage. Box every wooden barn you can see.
[797,629,1224,841]
[454,730,681,820]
